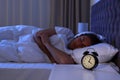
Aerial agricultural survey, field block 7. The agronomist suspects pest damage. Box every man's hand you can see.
[33,28,57,63]
[36,28,56,45]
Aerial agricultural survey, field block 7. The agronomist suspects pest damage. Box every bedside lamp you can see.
[77,22,88,33]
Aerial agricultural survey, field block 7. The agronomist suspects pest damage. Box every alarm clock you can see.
[81,48,99,70]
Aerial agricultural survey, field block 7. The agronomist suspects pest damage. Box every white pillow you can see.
[71,43,118,64]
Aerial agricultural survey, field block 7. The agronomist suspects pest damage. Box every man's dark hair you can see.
[80,33,102,45]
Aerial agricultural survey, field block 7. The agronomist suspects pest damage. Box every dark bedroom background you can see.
[0,0,90,34]
[49,0,90,34]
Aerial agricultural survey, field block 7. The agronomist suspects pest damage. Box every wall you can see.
[0,0,50,28]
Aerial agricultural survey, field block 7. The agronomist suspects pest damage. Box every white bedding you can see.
[0,25,50,63]
[0,25,73,63]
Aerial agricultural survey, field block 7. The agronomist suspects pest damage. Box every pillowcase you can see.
[71,43,118,64]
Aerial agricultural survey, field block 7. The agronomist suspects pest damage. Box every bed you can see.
[0,0,120,80]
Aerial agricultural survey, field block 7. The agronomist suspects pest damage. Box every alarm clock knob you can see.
[83,51,89,55]
[92,52,98,56]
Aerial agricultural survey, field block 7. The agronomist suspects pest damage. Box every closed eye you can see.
[80,37,85,41]
[80,37,86,42]
[80,37,88,47]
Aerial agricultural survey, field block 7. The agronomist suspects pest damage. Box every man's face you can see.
[68,35,92,50]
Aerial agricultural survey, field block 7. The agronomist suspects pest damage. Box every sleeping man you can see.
[34,26,102,64]
[0,25,102,63]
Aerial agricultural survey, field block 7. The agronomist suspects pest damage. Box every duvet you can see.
[0,25,73,63]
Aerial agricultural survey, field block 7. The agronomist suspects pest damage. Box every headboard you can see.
[91,0,120,69]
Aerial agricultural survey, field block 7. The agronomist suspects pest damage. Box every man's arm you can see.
[33,28,57,63]
[44,42,76,64]
[39,28,76,64]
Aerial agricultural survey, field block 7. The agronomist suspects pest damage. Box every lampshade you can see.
[77,22,88,33]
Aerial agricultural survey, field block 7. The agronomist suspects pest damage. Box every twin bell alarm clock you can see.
[81,48,99,70]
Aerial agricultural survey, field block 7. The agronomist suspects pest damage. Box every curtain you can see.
[49,0,90,34]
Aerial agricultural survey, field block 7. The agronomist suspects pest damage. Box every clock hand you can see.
[88,57,91,62]
[88,57,92,64]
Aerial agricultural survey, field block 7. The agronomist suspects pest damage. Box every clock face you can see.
[81,54,98,70]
